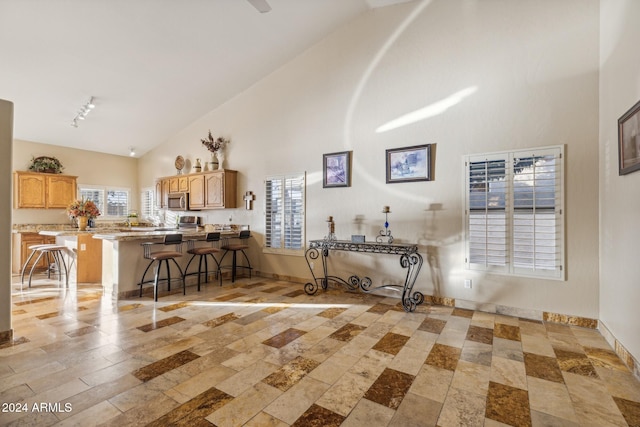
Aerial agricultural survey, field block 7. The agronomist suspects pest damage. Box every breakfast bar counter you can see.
[30,225,243,300]
[90,228,240,300]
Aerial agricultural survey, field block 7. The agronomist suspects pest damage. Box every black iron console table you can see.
[304,239,424,312]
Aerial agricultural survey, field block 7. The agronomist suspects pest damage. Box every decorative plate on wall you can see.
[175,155,185,174]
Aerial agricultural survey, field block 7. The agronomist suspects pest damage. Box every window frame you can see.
[78,184,131,220]
[263,172,306,256]
[463,145,565,280]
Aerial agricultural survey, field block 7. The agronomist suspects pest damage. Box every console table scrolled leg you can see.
[400,253,424,312]
[304,247,321,295]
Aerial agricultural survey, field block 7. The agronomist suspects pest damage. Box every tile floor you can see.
[1,275,640,426]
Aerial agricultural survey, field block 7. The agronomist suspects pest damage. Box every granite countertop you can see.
[12,223,149,233]
[37,227,241,241]
[15,224,243,241]
[92,229,241,241]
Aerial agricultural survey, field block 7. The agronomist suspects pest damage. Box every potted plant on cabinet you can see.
[28,156,64,173]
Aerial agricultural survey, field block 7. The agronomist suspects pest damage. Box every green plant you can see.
[28,156,64,173]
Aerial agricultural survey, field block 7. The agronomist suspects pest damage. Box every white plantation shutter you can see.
[78,185,130,219]
[467,155,509,272]
[106,190,129,216]
[284,174,305,250]
[465,146,564,279]
[79,187,104,212]
[265,178,283,249]
[140,188,155,219]
[265,173,305,255]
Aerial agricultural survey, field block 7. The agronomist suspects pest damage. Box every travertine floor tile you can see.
[2,276,637,426]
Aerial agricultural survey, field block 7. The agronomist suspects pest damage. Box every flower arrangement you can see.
[201,130,230,153]
[28,156,64,173]
[67,198,101,218]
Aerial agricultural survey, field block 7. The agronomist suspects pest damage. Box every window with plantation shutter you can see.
[79,187,104,212]
[78,185,130,219]
[464,146,564,280]
[264,173,305,255]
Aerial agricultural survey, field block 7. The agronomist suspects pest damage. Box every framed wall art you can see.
[323,150,352,188]
[619,99,640,175]
[386,144,431,183]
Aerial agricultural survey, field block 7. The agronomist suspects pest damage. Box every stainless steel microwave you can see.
[167,192,189,211]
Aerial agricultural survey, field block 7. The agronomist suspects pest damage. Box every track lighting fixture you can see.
[70,96,96,128]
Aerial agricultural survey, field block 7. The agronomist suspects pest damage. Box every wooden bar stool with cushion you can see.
[183,232,222,290]
[219,229,252,283]
[138,233,185,301]
[23,245,70,290]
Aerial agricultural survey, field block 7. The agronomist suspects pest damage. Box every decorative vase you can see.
[209,153,218,171]
[217,150,225,170]
[78,216,88,231]
[194,158,202,173]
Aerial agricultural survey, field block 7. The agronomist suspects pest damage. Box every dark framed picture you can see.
[619,99,640,175]
[386,144,431,183]
[323,151,352,188]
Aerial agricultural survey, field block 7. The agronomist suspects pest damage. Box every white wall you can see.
[139,0,600,318]
[13,139,139,224]
[1,99,14,339]
[599,0,640,362]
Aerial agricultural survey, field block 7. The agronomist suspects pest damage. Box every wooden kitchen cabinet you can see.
[12,232,55,274]
[156,170,237,210]
[14,171,77,209]
[155,178,170,209]
[169,176,188,193]
[155,180,163,208]
[205,170,237,208]
[188,174,205,209]
[47,174,78,208]
[178,176,188,192]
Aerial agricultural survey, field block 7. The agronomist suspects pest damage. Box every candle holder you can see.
[377,207,394,244]
[325,216,336,242]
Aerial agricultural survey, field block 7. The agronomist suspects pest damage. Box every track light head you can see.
[71,96,96,128]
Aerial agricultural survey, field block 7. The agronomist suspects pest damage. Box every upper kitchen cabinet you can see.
[169,176,188,193]
[14,171,77,209]
[155,169,237,210]
[205,170,237,209]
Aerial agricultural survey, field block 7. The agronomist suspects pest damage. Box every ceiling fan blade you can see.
[247,0,272,13]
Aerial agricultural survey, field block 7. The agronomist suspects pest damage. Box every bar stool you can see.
[138,234,185,301]
[21,244,54,285]
[219,230,252,282]
[22,244,70,290]
[183,232,222,290]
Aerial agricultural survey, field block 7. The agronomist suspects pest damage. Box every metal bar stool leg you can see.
[20,247,42,285]
[27,250,47,289]
[153,260,164,302]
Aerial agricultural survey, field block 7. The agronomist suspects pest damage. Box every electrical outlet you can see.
[80,243,86,251]
[464,279,472,289]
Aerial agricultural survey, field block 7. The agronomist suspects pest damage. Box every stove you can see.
[178,215,201,229]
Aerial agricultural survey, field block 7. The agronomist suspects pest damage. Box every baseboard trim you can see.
[599,321,639,381]
[0,328,14,345]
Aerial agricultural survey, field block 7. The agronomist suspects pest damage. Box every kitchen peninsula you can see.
[39,230,103,283]
[92,227,242,300]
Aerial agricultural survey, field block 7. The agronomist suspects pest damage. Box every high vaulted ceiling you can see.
[0,0,412,158]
